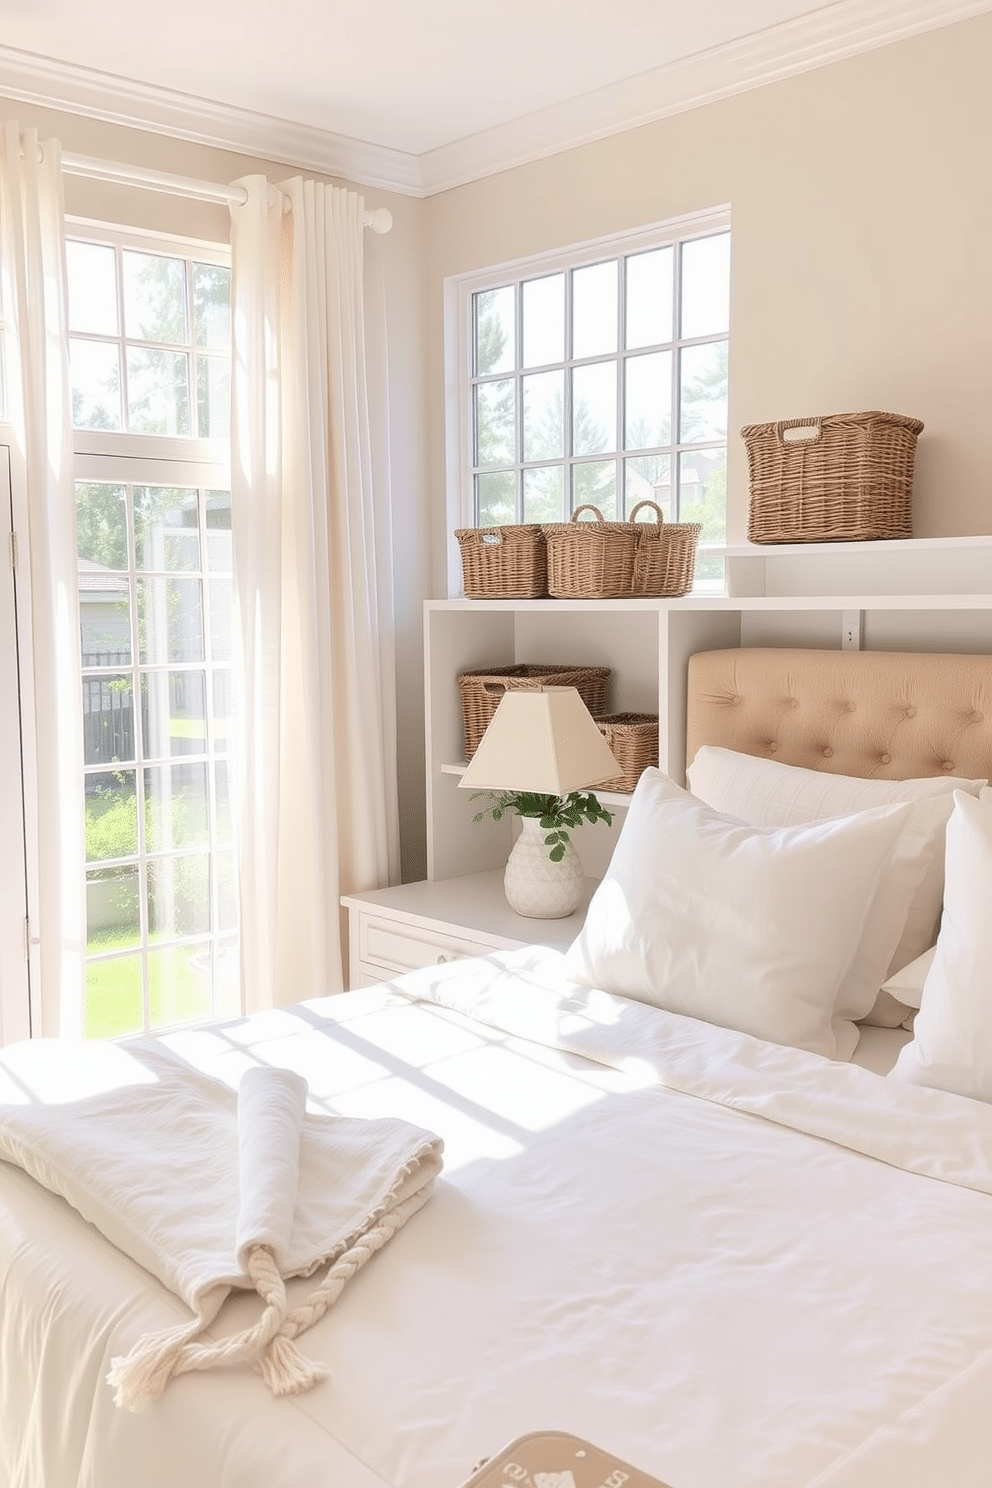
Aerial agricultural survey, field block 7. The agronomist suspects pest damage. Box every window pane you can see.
[145,763,209,850]
[141,670,207,759]
[82,675,135,767]
[85,956,143,1038]
[678,446,727,539]
[679,341,728,443]
[522,466,564,523]
[134,486,200,571]
[210,578,232,662]
[572,261,617,359]
[216,851,239,931]
[150,944,213,1029]
[66,241,118,336]
[80,590,131,665]
[474,286,514,375]
[205,491,232,572]
[85,770,137,861]
[624,351,672,450]
[522,370,563,462]
[70,338,122,430]
[213,671,233,752]
[625,248,673,349]
[86,865,140,951]
[475,380,515,467]
[572,361,616,456]
[122,250,187,343]
[476,470,515,526]
[572,461,617,518]
[148,855,210,938]
[215,761,233,843]
[196,354,230,438]
[624,454,672,521]
[126,347,191,436]
[522,274,564,367]
[76,482,127,569]
[680,233,731,339]
[138,577,203,664]
[192,263,231,349]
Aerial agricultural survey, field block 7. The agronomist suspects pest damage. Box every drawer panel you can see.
[359,913,492,972]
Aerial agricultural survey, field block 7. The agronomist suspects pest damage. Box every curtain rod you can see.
[59,151,393,234]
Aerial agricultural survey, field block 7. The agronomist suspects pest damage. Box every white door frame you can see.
[0,438,31,1043]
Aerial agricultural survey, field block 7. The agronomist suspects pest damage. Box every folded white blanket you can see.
[0,1037,443,1408]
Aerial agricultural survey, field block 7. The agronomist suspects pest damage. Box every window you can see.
[452,210,730,589]
[68,228,236,1038]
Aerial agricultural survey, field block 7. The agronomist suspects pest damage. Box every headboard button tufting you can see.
[941,761,955,772]
[880,753,891,765]
[822,747,834,759]
[972,712,983,724]
[905,706,917,718]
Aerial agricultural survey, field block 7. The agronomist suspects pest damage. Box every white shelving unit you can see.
[426,537,992,883]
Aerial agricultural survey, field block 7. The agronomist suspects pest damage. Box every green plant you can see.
[471,790,613,862]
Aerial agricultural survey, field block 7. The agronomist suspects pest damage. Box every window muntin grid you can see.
[68,228,236,1039]
[78,477,238,1037]
[467,223,730,579]
[67,239,231,442]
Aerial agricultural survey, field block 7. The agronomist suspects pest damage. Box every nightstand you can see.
[340,869,597,989]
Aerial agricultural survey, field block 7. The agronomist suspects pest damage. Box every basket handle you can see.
[775,417,823,445]
[481,679,512,695]
[628,500,665,526]
[571,505,605,522]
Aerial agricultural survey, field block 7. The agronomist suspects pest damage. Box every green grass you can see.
[85,935,211,1038]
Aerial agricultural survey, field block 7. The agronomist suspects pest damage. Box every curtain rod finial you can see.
[365,207,393,235]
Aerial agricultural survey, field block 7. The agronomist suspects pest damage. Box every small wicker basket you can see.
[593,713,659,793]
[544,502,701,599]
[458,664,611,760]
[455,524,547,598]
[742,410,924,544]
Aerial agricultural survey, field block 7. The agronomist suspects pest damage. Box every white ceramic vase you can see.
[503,815,584,919]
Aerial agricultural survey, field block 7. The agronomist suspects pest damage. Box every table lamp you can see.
[458,686,620,918]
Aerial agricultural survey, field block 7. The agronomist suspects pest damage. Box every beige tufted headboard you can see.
[686,648,992,781]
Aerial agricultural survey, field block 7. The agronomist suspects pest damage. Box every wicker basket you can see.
[458,664,611,760]
[593,713,659,793]
[455,524,547,598]
[742,410,924,544]
[544,502,701,598]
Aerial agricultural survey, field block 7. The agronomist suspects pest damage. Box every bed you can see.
[3,647,992,1488]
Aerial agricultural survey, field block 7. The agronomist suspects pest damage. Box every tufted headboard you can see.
[686,648,992,781]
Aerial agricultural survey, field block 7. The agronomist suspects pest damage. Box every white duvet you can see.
[2,946,991,1488]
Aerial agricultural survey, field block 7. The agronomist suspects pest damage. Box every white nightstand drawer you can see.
[358,913,492,973]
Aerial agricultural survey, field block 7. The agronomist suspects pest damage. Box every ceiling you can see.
[0,0,986,194]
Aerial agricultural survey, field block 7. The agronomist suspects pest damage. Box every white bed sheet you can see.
[2,948,991,1488]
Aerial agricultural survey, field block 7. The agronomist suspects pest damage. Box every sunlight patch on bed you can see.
[423,1043,607,1133]
[0,1040,159,1104]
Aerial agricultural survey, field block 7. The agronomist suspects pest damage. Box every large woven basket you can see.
[593,713,659,793]
[455,524,547,598]
[742,410,924,544]
[458,663,611,760]
[544,502,701,599]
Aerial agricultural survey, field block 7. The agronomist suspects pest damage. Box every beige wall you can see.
[424,14,992,560]
[0,95,432,880]
[4,12,990,880]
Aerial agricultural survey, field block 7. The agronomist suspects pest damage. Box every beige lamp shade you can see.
[458,687,620,795]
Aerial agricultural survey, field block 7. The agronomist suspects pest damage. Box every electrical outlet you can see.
[841,610,863,651]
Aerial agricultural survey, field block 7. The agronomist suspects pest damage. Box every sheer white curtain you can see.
[0,121,84,1036]
[229,176,400,1012]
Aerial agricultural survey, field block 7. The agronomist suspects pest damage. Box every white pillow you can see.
[564,770,912,1060]
[892,792,992,1103]
[687,746,986,976]
[880,946,935,1010]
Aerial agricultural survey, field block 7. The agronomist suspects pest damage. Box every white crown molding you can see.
[0,0,988,200]
[0,43,423,196]
[420,0,992,194]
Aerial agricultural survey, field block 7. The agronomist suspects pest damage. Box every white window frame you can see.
[68,219,236,1038]
[443,205,731,596]
[0,438,32,1043]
